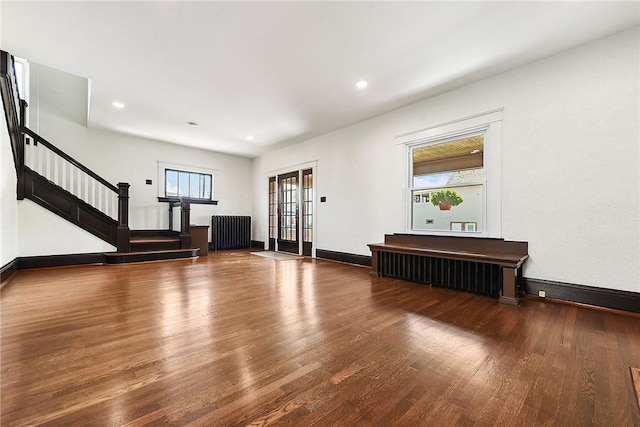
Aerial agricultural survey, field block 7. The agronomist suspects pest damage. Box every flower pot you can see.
[438,203,451,211]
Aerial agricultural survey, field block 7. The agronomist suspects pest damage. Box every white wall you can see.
[17,202,115,257]
[16,106,253,257]
[252,27,640,293]
[0,96,19,267]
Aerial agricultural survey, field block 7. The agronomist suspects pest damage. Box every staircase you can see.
[1,51,199,264]
[103,229,198,264]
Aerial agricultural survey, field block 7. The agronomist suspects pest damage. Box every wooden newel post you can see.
[19,99,27,128]
[16,134,25,201]
[180,200,191,249]
[117,182,131,252]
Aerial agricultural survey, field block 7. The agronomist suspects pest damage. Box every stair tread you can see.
[105,248,197,256]
[104,248,200,265]
[130,229,178,235]
[130,236,180,243]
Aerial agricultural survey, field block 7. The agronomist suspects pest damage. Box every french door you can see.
[268,169,313,255]
[277,171,299,254]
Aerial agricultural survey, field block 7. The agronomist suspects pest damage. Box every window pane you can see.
[165,170,178,196]
[411,185,483,232]
[410,134,484,233]
[178,172,189,197]
[413,171,452,189]
[189,173,200,198]
[412,134,483,179]
[14,60,25,100]
[203,175,212,199]
[165,168,212,200]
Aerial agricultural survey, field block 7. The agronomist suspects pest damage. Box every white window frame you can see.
[396,109,503,238]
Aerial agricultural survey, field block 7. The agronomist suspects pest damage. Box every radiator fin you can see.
[211,216,251,251]
[379,252,501,297]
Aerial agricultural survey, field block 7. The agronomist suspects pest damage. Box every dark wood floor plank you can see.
[2,251,639,426]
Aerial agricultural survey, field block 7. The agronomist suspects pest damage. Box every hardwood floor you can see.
[1,251,639,426]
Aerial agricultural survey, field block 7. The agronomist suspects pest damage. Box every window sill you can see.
[158,197,219,205]
[406,229,491,238]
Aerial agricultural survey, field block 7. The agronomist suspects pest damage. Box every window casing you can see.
[398,109,503,237]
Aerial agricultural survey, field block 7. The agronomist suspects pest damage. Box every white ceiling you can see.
[1,1,638,158]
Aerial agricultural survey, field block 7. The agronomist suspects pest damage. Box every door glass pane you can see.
[268,178,276,239]
[302,169,312,243]
[279,175,297,242]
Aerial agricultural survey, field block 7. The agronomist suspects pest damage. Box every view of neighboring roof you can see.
[446,168,484,186]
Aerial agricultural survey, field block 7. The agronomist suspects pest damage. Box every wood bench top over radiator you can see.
[368,234,529,305]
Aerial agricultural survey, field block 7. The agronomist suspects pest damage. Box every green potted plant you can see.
[430,189,463,211]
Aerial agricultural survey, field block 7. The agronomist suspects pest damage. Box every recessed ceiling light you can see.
[355,80,368,89]
[112,101,125,109]
[246,135,254,141]
[187,121,198,128]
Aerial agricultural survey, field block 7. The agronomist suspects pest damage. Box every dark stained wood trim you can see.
[1,258,18,285]
[23,167,118,246]
[15,249,200,269]
[0,50,23,176]
[316,249,372,267]
[179,201,191,249]
[268,177,276,252]
[524,277,640,314]
[190,225,209,256]
[374,233,529,256]
[302,168,313,257]
[116,182,131,252]
[369,242,528,268]
[18,253,106,269]
[157,197,218,205]
[104,248,199,264]
[251,240,265,249]
[131,229,180,236]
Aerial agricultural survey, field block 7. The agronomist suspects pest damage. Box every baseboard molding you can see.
[18,253,106,269]
[251,240,265,249]
[1,258,18,284]
[524,277,640,314]
[316,249,371,267]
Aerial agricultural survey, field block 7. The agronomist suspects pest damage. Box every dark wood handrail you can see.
[22,127,118,193]
[0,50,23,175]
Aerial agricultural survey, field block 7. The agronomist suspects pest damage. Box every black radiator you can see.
[211,216,251,251]
[379,252,501,297]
